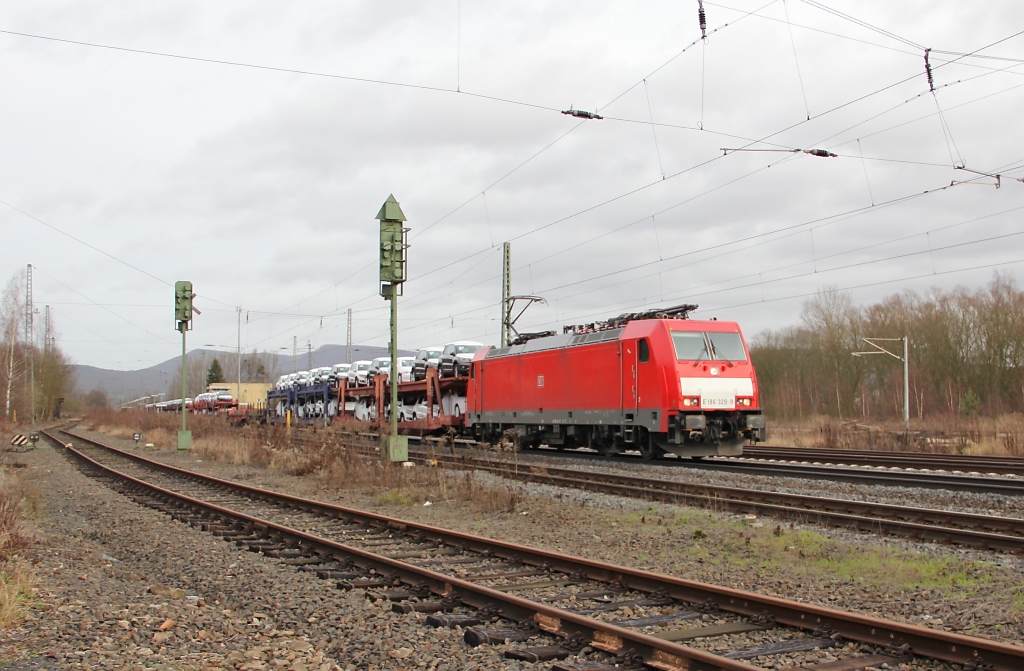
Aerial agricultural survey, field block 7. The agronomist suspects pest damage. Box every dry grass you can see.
[0,464,39,628]
[194,425,529,514]
[85,408,240,451]
[0,468,36,559]
[769,414,1024,455]
[0,561,35,629]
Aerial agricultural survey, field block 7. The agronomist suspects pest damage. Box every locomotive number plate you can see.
[701,395,735,409]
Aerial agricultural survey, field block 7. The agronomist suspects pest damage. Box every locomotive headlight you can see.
[736,396,753,407]
[709,367,719,376]
[681,396,700,407]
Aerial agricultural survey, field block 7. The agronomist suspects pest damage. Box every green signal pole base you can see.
[380,434,408,463]
[177,430,193,451]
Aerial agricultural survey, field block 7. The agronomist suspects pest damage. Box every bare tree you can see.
[39,345,72,419]
[0,272,24,419]
[750,274,1024,420]
[801,287,862,419]
[167,353,209,401]
[220,349,277,384]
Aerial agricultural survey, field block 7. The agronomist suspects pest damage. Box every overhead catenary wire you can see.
[252,65,1022,352]
[9,18,1017,261]
[457,0,461,92]
[411,0,773,243]
[18,9,1024,362]
[362,176,982,342]
[700,38,707,129]
[642,79,666,179]
[29,2,966,333]
[359,246,1024,346]
[548,202,1024,309]
[798,0,925,50]
[699,256,1024,319]
[47,308,155,365]
[32,267,177,346]
[244,2,776,330]
[524,181,959,297]
[857,139,875,205]
[782,0,811,119]
[513,33,1003,256]
[923,46,965,168]
[821,76,1024,150]
[0,199,170,289]
[309,55,1024,344]
[509,236,1024,342]
[550,254,1024,342]
[482,190,494,247]
[278,25,1024,352]
[324,217,1024,350]
[663,229,1024,305]
[0,28,561,115]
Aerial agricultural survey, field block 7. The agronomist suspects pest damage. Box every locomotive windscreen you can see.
[671,331,747,361]
[707,332,747,361]
[671,332,708,360]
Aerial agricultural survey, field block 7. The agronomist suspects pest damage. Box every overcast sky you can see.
[5,0,1024,371]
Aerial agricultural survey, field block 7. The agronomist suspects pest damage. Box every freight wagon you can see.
[264,304,765,459]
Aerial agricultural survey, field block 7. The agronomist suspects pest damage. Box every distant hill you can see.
[71,343,412,405]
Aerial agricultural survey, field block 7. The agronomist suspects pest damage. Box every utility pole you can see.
[236,306,242,401]
[346,308,353,363]
[307,342,313,370]
[43,306,50,355]
[25,264,34,426]
[501,242,511,348]
[853,337,910,433]
[377,194,409,463]
[292,335,297,373]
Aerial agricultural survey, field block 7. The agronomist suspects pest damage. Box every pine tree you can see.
[207,358,225,385]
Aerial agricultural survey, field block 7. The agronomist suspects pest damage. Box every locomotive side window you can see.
[708,332,748,361]
[638,339,650,363]
[671,332,709,361]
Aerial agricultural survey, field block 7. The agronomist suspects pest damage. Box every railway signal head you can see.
[377,194,409,297]
[174,280,194,324]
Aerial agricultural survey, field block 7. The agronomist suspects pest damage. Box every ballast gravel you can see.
[4,429,1024,670]
[0,444,516,671]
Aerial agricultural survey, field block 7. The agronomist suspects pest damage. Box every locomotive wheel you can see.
[597,441,618,457]
[638,438,663,461]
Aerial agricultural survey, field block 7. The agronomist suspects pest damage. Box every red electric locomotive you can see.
[466,304,765,459]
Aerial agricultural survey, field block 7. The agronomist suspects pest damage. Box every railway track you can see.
[737,446,1024,477]
[279,429,1024,552]
[44,425,1024,670]
[491,444,1024,496]
[305,438,1024,553]
[288,428,1024,496]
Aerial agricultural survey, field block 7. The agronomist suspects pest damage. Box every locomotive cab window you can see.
[707,332,747,361]
[671,332,709,361]
[638,339,650,363]
[671,331,748,362]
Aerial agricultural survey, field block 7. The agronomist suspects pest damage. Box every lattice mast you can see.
[25,264,35,424]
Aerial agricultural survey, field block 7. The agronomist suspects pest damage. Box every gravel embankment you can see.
[3,428,1023,670]
[0,443,515,671]
[509,449,1024,519]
